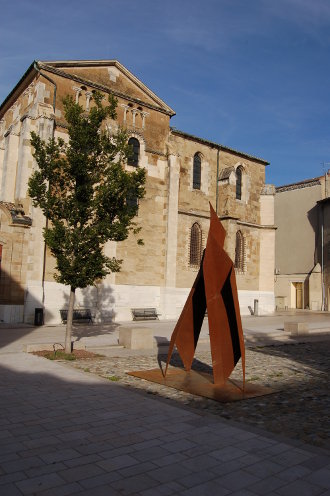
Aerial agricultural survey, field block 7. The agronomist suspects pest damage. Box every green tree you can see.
[28,93,146,352]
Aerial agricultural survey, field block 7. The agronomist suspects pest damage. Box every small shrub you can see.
[106,375,120,382]
[45,351,76,361]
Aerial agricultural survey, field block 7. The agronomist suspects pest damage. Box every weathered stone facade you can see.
[275,174,330,311]
[0,60,275,323]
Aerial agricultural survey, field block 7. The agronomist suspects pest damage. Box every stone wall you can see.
[0,60,275,322]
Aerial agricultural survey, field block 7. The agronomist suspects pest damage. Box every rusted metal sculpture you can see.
[165,203,245,386]
[128,204,275,401]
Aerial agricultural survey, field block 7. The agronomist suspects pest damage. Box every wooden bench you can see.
[131,308,159,321]
[60,309,93,324]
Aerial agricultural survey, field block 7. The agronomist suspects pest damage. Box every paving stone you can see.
[15,473,65,495]
[1,456,44,474]
[33,481,82,496]
[229,491,265,496]
[25,461,67,478]
[247,475,290,494]
[134,446,170,462]
[215,469,261,491]
[277,465,312,482]
[148,462,192,483]
[274,449,315,467]
[58,463,106,483]
[39,448,83,464]
[305,468,330,489]
[119,461,157,478]
[0,471,27,486]
[162,439,197,453]
[210,446,249,462]
[0,483,23,495]
[243,459,283,478]
[76,484,120,496]
[140,480,184,495]
[64,453,102,468]
[97,454,139,471]
[301,456,330,471]
[211,458,250,477]
[78,471,122,489]
[275,479,325,496]
[153,453,188,467]
[179,469,218,488]
[178,478,231,495]
[111,473,160,494]
[181,453,221,472]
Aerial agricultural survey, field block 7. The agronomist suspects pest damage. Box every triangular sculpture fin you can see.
[165,203,245,387]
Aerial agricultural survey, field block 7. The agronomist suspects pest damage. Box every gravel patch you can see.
[61,341,330,449]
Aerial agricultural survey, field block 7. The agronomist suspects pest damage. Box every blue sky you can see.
[1,0,330,186]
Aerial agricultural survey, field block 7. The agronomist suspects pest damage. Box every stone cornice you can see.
[171,128,269,166]
[276,178,321,193]
[219,216,277,230]
[37,63,175,117]
[178,209,210,220]
[39,60,176,116]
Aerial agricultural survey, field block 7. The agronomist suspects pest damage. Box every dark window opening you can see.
[193,153,201,190]
[236,167,242,200]
[128,137,140,167]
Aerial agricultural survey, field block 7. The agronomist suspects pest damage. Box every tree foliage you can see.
[28,92,146,291]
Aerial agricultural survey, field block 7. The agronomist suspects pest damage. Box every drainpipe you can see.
[215,147,220,216]
[33,62,57,312]
[321,205,325,311]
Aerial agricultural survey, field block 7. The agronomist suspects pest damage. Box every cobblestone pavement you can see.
[63,340,330,449]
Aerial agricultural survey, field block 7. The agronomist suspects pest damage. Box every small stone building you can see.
[0,60,276,323]
[275,174,330,311]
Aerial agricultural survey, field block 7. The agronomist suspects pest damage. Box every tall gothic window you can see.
[235,230,245,272]
[190,223,202,266]
[236,166,243,200]
[128,137,140,167]
[193,153,201,190]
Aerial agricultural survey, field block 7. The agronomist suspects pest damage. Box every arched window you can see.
[236,166,243,200]
[128,137,140,167]
[189,223,202,266]
[235,230,245,272]
[193,153,201,190]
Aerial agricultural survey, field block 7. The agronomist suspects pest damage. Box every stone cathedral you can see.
[0,60,275,324]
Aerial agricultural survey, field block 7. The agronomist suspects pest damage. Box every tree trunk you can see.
[65,286,76,353]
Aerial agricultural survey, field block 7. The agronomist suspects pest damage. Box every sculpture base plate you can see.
[127,368,275,403]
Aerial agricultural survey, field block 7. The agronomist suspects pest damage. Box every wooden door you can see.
[295,282,303,309]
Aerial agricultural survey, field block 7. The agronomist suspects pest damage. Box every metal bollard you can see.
[254,299,259,316]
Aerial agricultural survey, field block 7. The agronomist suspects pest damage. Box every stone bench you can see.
[119,327,154,350]
[284,322,309,336]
